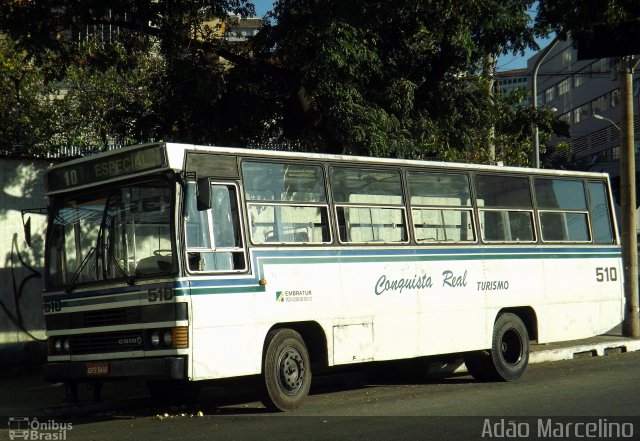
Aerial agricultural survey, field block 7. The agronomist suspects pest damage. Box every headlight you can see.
[163,330,172,347]
[150,331,161,347]
[54,339,62,353]
[63,338,70,353]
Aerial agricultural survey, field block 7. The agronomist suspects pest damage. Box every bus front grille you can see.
[70,307,143,328]
[69,330,144,355]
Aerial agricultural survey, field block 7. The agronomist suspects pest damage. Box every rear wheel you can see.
[261,329,311,412]
[464,313,529,381]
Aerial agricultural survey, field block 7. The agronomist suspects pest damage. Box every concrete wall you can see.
[0,158,50,371]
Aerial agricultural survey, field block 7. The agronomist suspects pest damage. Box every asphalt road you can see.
[3,351,640,441]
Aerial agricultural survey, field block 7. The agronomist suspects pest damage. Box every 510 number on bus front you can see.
[595,267,618,282]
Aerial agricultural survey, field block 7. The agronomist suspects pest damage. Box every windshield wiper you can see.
[65,246,97,293]
[102,243,135,286]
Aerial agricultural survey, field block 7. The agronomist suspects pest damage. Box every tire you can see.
[464,313,529,382]
[261,328,311,412]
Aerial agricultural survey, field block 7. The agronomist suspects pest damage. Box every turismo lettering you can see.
[477,280,510,291]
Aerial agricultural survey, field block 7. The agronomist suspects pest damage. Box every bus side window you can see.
[330,167,408,244]
[534,178,590,243]
[242,161,331,245]
[588,181,614,244]
[407,171,475,243]
[475,175,535,243]
[184,182,247,273]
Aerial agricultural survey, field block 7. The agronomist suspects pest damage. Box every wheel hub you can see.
[278,347,305,395]
[501,328,523,366]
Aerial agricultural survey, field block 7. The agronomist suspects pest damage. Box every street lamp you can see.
[531,36,560,169]
[593,114,621,132]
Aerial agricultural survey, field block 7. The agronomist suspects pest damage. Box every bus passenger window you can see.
[242,161,331,245]
[475,175,535,243]
[407,171,475,243]
[330,167,408,244]
[534,178,590,243]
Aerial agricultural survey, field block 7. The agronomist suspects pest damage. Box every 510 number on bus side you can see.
[43,299,63,313]
[148,287,174,302]
[595,267,618,282]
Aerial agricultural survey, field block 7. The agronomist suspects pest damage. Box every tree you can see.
[229,0,541,162]
[0,0,561,166]
[0,36,59,156]
[536,1,640,38]
[0,0,255,154]
[55,36,168,152]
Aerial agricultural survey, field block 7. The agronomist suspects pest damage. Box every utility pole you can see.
[620,55,640,338]
[484,54,496,163]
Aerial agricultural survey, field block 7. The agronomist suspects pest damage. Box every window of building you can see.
[591,95,607,115]
[544,86,555,103]
[574,103,590,123]
[573,70,587,88]
[557,78,570,96]
[611,89,620,107]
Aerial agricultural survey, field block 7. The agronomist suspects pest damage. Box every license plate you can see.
[86,361,109,376]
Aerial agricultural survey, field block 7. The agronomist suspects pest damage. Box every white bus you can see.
[40,143,623,411]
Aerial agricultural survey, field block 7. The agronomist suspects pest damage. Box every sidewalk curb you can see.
[528,338,640,364]
[445,338,640,375]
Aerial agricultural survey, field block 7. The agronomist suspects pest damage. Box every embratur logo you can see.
[276,291,285,302]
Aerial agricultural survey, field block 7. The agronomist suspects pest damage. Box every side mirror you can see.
[197,178,211,211]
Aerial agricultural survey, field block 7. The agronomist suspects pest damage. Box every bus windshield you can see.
[47,179,175,290]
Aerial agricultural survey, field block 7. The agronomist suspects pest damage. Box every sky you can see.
[250,0,548,71]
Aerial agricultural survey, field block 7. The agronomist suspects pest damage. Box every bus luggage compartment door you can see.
[332,322,374,364]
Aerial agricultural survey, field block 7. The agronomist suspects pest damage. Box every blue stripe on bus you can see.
[44,246,621,299]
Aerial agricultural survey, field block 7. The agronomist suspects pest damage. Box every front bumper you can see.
[43,356,186,383]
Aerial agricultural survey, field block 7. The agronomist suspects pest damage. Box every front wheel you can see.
[464,313,529,382]
[261,328,311,412]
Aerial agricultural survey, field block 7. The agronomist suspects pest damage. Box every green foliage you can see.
[0,37,58,156]
[0,0,566,167]
[55,37,167,152]
[536,0,640,38]
[232,0,543,163]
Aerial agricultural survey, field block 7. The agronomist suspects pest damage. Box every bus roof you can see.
[46,142,611,195]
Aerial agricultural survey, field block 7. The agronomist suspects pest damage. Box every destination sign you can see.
[47,144,167,192]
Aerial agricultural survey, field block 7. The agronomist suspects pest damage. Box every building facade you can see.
[530,39,640,178]
[494,68,530,104]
